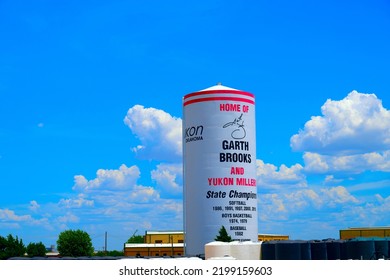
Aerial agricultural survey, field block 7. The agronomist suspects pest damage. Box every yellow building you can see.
[124,230,289,257]
[339,227,390,239]
[124,243,184,257]
[258,233,289,241]
[124,231,184,257]
[144,230,184,244]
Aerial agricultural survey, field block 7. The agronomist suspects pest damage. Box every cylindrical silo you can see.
[261,241,277,260]
[299,240,311,260]
[349,238,375,260]
[275,240,302,260]
[374,238,388,259]
[309,240,327,260]
[204,241,231,259]
[183,84,258,256]
[326,239,342,260]
[229,241,262,260]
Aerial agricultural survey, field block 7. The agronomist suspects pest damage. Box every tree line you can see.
[0,229,125,259]
[1,226,232,259]
[0,234,46,259]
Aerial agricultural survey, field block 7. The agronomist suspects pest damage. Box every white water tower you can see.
[183,84,258,256]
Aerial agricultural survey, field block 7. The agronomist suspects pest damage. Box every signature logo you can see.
[223,113,246,139]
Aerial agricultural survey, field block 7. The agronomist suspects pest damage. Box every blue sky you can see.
[0,0,389,251]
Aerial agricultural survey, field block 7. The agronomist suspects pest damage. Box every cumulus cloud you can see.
[124,105,182,161]
[291,91,390,155]
[290,91,390,175]
[129,186,160,203]
[71,162,161,209]
[326,193,390,226]
[256,159,306,189]
[59,158,180,232]
[260,193,288,218]
[303,151,390,173]
[320,186,359,206]
[259,186,359,220]
[151,163,183,196]
[0,208,50,228]
[0,209,33,222]
[73,164,140,192]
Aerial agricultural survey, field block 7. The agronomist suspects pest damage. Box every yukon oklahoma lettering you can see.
[185,125,203,143]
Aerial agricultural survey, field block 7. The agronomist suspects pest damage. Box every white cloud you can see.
[258,186,359,220]
[320,186,359,206]
[124,105,182,161]
[70,162,161,208]
[260,193,288,217]
[0,209,33,222]
[284,189,322,211]
[258,185,390,238]
[56,212,80,224]
[29,200,40,212]
[50,158,181,233]
[128,186,160,203]
[73,164,140,192]
[151,163,182,196]
[291,91,390,155]
[4,99,388,248]
[58,194,94,208]
[303,151,390,173]
[324,175,345,184]
[374,194,390,214]
[0,208,50,228]
[327,194,390,226]
[290,91,390,175]
[256,159,306,189]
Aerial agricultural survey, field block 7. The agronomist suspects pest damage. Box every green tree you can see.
[26,242,47,257]
[57,229,94,257]
[215,226,232,242]
[127,230,144,243]
[0,235,7,260]
[106,250,124,256]
[0,234,26,259]
[94,250,124,257]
